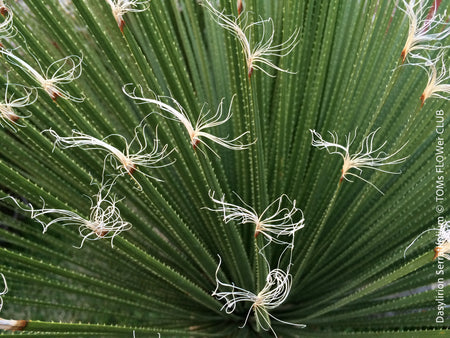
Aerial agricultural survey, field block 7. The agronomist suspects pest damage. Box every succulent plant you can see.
[0,0,449,336]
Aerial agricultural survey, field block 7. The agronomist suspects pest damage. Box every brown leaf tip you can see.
[0,318,28,331]
[192,138,200,150]
[119,19,125,34]
[126,162,137,175]
[420,93,426,107]
[237,0,243,15]
[433,246,441,260]
[248,67,253,79]
[400,49,407,63]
